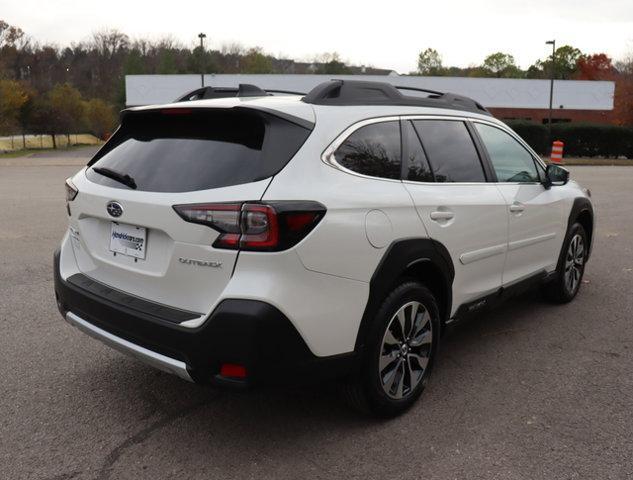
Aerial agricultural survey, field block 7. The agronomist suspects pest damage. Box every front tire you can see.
[344,281,440,417]
[544,222,588,303]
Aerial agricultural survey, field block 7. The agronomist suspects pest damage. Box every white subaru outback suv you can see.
[54,80,594,416]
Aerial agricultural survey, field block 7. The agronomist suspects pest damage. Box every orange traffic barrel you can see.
[550,140,564,164]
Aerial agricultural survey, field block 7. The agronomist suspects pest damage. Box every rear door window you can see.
[403,120,434,182]
[412,120,486,183]
[86,109,311,192]
[333,121,401,180]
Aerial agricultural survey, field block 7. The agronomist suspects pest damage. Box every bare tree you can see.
[615,52,633,76]
[0,20,25,47]
[221,42,244,56]
[90,29,129,59]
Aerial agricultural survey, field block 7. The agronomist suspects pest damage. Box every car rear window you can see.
[86,109,312,192]
[333,121,401,180]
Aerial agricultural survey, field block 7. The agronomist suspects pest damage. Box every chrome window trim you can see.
[321,115,403,184]
[321,113,547,186]
[322,114,477,184]
[401,180,507,186]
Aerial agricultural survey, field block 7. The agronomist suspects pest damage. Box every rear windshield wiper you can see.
[92,167,137,190]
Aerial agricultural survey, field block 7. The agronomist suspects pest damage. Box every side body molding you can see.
[354,238,454,353]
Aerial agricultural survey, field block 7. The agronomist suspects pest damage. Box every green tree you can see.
[157,49,178,74]
[85,98,117,139]
[417,48,443,75]
[29,95,57,148]
[17,83,37,148]
[47,83,86,147]
[315,53,350,74]
[187,46,217,75]
[525,63,544,79]
[123,48,146,75]
[482,52,523,78]
[528,45,584,80]
[321,59,350,74]
[0,79,28,135]
[554,45,584,78]
[241,47,273,74]
[467,66,491,78]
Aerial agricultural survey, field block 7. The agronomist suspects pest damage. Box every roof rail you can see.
[394,85,444,96]
[175,84,305,102]
[265,88,307,96]
[301,80,491,116]
[176,86,237,102]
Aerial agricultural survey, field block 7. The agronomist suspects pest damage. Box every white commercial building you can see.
[126,74,615,114]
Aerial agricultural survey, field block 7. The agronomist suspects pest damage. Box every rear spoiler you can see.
[120,104,314,131]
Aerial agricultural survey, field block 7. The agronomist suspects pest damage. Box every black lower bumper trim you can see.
[67,273,201,324]
[54,249,358,386]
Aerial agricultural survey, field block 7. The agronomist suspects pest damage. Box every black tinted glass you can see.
[413,120,485,182]
[403,121,433,182]
[334,121,401,180]
[86,109,311,192]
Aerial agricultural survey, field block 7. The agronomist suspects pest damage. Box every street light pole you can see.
[198,33,207,87]
[546,39,556,150]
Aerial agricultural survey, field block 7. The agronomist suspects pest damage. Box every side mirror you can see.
[544,164,570,188]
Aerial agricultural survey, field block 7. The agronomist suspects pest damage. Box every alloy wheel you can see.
[378,301,432,399]
[564,233,585,295]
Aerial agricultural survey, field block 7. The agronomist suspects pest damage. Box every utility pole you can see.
[198,33,207,87]
[546,39,556,150]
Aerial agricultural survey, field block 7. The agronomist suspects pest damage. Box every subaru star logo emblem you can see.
[106,201,123,218]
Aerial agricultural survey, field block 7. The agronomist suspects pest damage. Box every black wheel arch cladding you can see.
[354,238,454,353]
[567,197,594,260]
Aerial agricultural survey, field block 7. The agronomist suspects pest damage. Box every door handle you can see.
[509,203,525,213]
[430,211,454,221]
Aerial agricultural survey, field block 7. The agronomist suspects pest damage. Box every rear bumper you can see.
[53,249,358,386]
[64,311,193,381]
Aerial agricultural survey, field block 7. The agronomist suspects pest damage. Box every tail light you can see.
[65,178,78,201]
[160,108,193,115]
[173,201,325,252]
[219,363,247,379]
[65,178,78,215]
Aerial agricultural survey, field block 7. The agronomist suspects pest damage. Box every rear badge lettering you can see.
[178,257,222,268]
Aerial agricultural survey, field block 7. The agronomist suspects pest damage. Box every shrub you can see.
[504,121,548,154]
[504,120,633,159]
[85,98,117,140]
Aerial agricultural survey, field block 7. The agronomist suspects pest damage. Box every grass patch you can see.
[541,156,633,166]
[0,144,100,159]
[561,158,633,166]
[0,133,102,151]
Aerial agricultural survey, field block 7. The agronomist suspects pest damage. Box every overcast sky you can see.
[2,0,633,73]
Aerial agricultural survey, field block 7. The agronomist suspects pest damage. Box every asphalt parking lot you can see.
[2,152,632,479]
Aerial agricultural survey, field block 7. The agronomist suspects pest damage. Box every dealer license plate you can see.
[109,222,147,260]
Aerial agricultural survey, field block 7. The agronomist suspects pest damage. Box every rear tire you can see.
[543,222,588,304]
[343,281,440,417]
